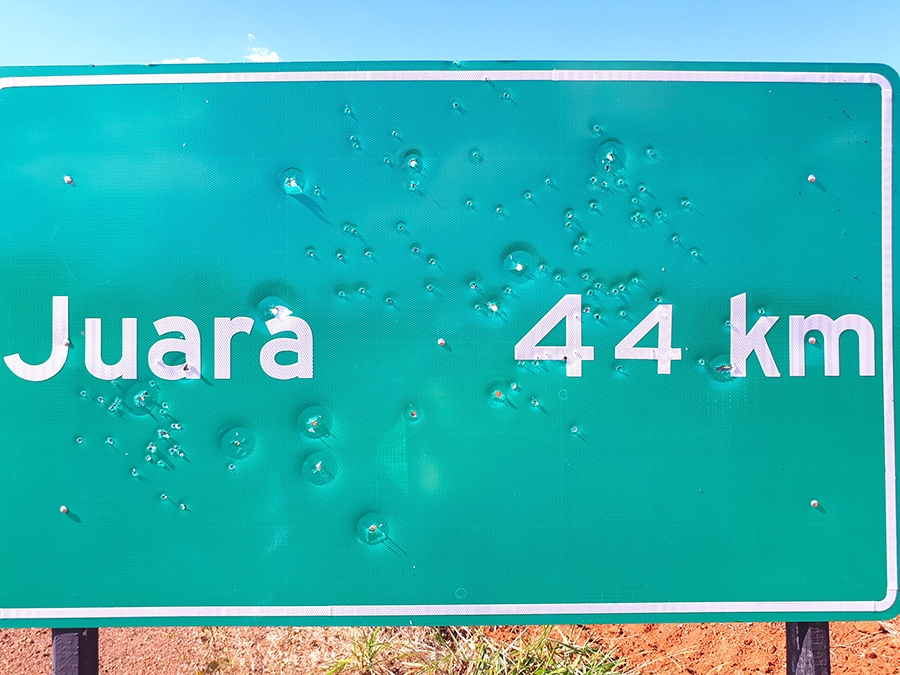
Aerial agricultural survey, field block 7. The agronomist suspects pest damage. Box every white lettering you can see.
[789,314,876,376]
[514,295,594,376]
[614,304,681,374]
[214,317,254,379]
[730,293,780,377]
[148,317,202,380]
[260,314,313,379]
[4,295,70,382]
[85,318,137,380]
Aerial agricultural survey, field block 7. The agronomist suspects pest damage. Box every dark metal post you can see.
[51,628,99,675]
[786,622,831,675]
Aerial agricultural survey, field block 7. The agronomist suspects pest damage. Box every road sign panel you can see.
[0,62,896,626]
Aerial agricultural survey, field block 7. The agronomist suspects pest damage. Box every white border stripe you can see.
[0,69,892,90]
[0,68,893,620]
[879,78,897,612]
[0,599,883,621]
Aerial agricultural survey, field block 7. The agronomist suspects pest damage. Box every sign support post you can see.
[51,628,98,675]
[786,622,830,675]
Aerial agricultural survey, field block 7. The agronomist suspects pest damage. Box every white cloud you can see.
[245,47,280,63]
[160,57,212,64]
[248,33,256,42]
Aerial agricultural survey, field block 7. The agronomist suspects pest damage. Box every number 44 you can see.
[514,295,682,376]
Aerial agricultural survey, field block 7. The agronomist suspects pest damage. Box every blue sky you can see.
[1,0,898,69]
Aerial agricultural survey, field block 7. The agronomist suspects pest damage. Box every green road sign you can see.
[0,62,896,626]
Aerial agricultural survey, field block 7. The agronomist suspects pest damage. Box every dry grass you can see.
[177,625,624,675]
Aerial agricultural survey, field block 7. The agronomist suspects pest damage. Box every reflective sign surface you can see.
[0,62,895,625]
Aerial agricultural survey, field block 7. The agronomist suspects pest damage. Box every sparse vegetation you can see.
[186,625,625,675]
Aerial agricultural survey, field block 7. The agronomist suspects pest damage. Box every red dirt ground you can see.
[1,619,898,674]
